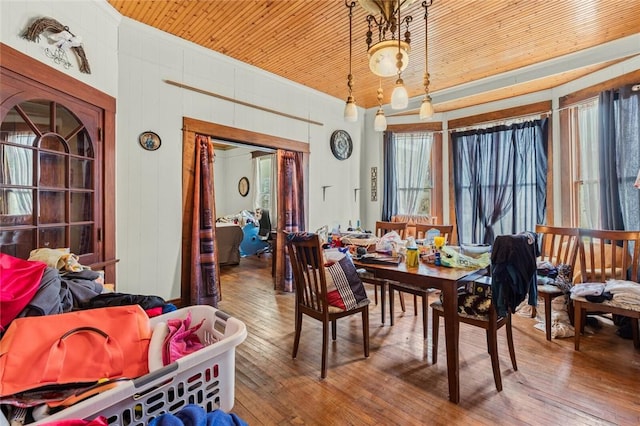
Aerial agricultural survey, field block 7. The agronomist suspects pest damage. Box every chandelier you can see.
[344,0,434,129]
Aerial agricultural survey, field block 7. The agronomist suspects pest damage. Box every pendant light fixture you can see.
[344,1,358,122]
[374,81,387,131]
[344,1,437,128]
[419,0,434,119]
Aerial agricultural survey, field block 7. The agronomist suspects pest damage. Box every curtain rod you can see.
[164,79,324,126]
[448,110,551,133]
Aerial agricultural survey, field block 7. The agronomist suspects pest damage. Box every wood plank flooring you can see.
[218,255,640,426]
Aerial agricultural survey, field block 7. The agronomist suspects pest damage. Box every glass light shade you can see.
[368,40,410,77]
[391,81,409,110]
[419,96,434,119]
[374,108,387,132]
[344,96,358,122]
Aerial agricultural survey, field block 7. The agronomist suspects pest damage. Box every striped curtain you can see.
[275,150,305,292]
[190,134,220,306]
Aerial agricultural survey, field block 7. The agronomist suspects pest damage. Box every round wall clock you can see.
[238,177,250,197]
[330,130,353,160]
[138,131,161,151]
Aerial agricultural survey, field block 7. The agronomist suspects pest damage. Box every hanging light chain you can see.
[346,1,356,97]
[423,0,433,96]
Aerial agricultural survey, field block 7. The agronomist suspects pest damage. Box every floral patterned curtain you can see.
[189,134,220,306]
[275,150,305,292]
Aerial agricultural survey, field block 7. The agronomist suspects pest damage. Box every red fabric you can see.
[326,289,346,310]
[0,253,47,331]
[145,306,163,317]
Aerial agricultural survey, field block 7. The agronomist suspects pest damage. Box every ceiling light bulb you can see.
[374,108,387,132]
[344,96,358,122]
[391,79,409,110]
[419,95,434,120]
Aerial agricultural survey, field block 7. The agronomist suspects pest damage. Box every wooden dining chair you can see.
[431,233,537,391]
[358,221,409,324]
[388,224,454,339]
[572,228,640,351]
[286,233,370,378]
[535,224,580,340]
[375,221,408,239]
[414,224,455,245]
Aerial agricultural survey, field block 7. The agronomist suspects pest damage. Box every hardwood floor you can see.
[218,255,640,426]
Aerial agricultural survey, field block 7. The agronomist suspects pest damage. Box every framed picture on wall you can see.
[139,131,161,151]
[238,176,250,197]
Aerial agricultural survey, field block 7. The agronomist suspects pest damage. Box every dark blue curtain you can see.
[381,131,397,221]
[452,118,548,245]
[598,86,640,231]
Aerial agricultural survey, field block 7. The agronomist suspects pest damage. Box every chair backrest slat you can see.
[414,224,454,242]
[577,228,640,283]
[286,234,328,313]
[375,221,408,239]
[535,225,579,271]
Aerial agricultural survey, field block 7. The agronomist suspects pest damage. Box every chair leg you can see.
[432,310,440,364]
[321,320,328,379]
[399,291,406,312]
[292,309,302,358]
[487,326,502,392]
[632,318,639,349]
[331,319,337,341]
[362,307,370,357]
[506,314,517,371]
[380,282,386,325]
[389,286,395,326]
[413,294,418,316]
[373,283,379,305]
[421,293,428,340]
[574,301,583,351]
[543,293,553,341]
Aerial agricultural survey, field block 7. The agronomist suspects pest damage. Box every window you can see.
[451,119,548,244]
[252,152,277,226]
[564,87,640,230]
[254,154,273,211]
[566,99,600,228]
[384,132,435,217]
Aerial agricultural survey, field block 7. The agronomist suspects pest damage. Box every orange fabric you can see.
[0,305,151,396]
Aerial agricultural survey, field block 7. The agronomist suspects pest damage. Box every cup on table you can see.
[406,247,419,267]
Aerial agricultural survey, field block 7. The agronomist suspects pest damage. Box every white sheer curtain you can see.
[573,99,600,228]
[393,132,434,215]
[252,153,277,225]
[2,134,33,215]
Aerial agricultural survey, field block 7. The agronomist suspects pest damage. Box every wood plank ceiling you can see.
[107,0,640,113]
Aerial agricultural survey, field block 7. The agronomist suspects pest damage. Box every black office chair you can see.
[256,209,273,257]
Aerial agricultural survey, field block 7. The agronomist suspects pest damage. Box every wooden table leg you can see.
[441,282,460,404]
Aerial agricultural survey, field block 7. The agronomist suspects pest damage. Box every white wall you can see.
[0,0,120,96]
[213,147,253,217]
[114,16,367,299]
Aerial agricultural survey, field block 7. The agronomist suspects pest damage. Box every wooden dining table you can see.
[353,257,487,404]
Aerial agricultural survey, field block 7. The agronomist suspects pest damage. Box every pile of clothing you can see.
[570,279,640,306]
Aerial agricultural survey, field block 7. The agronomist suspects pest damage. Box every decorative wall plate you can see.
[238,176,250,197]
[330,130,353,160]
[139,131,161,151]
